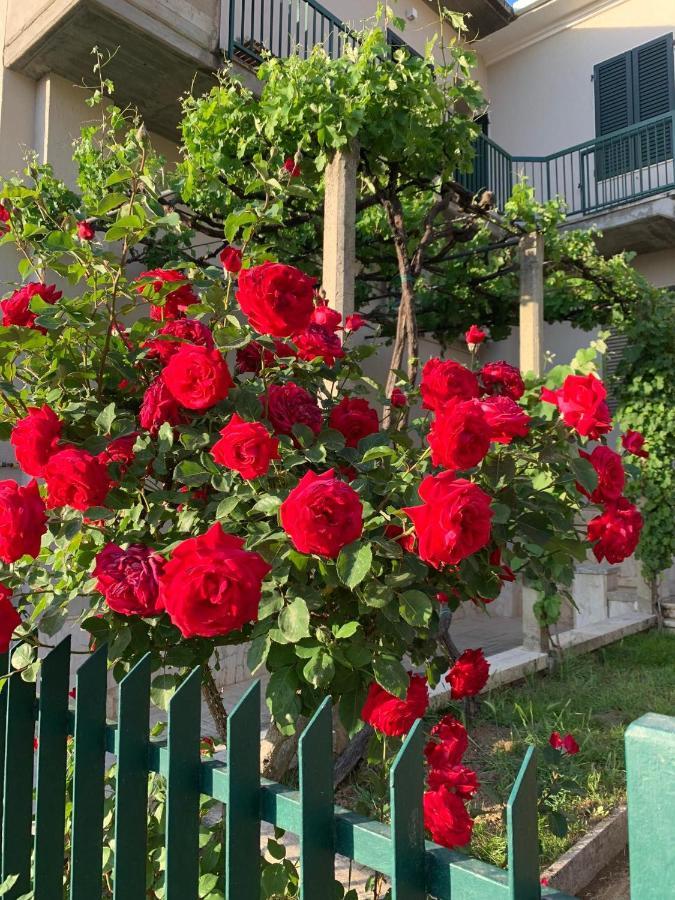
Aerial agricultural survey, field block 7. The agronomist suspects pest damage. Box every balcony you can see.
[460,113,675,253]
[4,0,222,137]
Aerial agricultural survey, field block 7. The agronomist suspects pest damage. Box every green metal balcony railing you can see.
[227,0,357,68]
[461,112,675,217]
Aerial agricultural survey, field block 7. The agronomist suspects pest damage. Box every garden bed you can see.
[337,629,674,884]
[449,630,675,870]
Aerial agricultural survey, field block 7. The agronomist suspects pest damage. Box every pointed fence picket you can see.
[0,639,609,899]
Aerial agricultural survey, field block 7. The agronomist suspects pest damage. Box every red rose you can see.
[0,205,10,233]
[0,584,21,652]
[1,283,62,329]
[403,473,493,569]
[328,397,379,448]
[427,764,479,798]
[220,246,243,274]
[283,157,301,177]
[144,318,215,364]
[423,785,473,848]
[280,468,363,558]
[294,323,344,366]
[135,269,199,321]
[480,360,525,401]
[236,340,295,374]
[578,446,625,504]
[428,399,491,471]
[361,673,429,736]
[588,497,642,564]
[139,377,189,435]
[384,523,417,553]
[479,395,531,444]
[93,543,164,617]
[390,388,407,408]
[311,304,342,332]
[549,731,579,755]
[0,479,47,563]
[11,405,63,476]
[44,447,111,511]
[541,373,612,439]
[424,715,468,768]
[436,592,449,603]
[420,358,479,412]
[465,324,486,346]
[76,221,95,240]
[159,522,271,638]
[345,313,367,332]
[211,414,280,479]
[162,345,233,410]
[264,382,322,436]
[98,433,138,477]
[622,429,649,459]
[446,648,490,699]
[236,262,315,337]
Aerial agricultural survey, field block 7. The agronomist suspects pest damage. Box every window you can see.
[603,330,629,413]
[594,34,675,177]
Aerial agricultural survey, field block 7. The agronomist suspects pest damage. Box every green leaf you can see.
[248,633,271,674]
[150,673,179,710]
[265,668,301,734]
[570,456,598,494]
[334,621,360,639]
[198,873,219,897]
[95,192,128,215]
[398,590,433,627]
[278,597,310,642]
[252,494,282,515]
[175,460,210,486]
[337,542,372,590]
[303,650,335,688]
[373,654,408,698]
[216,495,240,519]
[95,402,116,434]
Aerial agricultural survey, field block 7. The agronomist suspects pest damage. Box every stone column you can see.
[519,231,544,376]
[321,142,358,319]
[519,232,547,652]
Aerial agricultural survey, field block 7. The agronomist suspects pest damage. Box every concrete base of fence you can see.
[541,807,627,896]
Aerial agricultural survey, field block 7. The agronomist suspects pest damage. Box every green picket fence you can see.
[0,637,672,899]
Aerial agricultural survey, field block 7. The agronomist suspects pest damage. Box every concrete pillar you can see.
[519,232,544,376]
[321,142,358,319]
[521,585,547,652]
[573,567,609,627]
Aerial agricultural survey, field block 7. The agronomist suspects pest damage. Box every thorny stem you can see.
[202,662,228,743]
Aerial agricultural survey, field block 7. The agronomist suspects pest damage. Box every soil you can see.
[579,850,630,900]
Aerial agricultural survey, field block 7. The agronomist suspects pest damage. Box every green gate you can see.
[0,638,672,898]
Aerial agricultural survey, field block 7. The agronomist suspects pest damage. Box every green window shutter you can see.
[632,34,675,122]
[594,50,634,137]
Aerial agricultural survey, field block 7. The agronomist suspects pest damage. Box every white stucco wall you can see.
[478,0,675,156]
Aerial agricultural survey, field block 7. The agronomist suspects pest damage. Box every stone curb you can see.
[541,806,627,896]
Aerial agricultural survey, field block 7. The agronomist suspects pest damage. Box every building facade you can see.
[0,0,670,683]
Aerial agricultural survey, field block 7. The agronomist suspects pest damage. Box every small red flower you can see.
[549,731,579,755]
[135,269,199,321]
[311,304,342,332]
[0,583,21,653]
[0,205,11,233]
[464,324,486,346]
[211,414,280,480]
[220,246,243,273]
[361,673,429,736]
[588,497,643,564]
[541,373,612,440]
[283,157,301,177]
[1,283,62,330]
[435,591,449,604]
[480,361,525,401]
[328,396,379,448]
[621,429,649,459]
[424,715,468,768]
[423,785,473,848]
[427,764,479,798]
[345,313,367,332]
[390,388,407,408]
[446,648,490,699]
[76,221,95,240]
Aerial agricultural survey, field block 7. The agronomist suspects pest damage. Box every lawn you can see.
[444,630,675,868]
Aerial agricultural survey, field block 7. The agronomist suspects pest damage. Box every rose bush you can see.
[0,90,646,851]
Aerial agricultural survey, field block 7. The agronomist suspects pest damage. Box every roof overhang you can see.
[435,0,516,40]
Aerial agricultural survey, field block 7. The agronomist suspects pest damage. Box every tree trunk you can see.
[202,664,228,744]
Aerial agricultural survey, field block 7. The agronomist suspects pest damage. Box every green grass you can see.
[435,630,675,869]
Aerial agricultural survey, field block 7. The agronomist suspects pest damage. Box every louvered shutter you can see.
[594,51,634,178]
[633,34,675,164]
[595,51,634,136]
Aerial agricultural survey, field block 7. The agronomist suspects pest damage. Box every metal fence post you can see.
[626,713,675,899]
